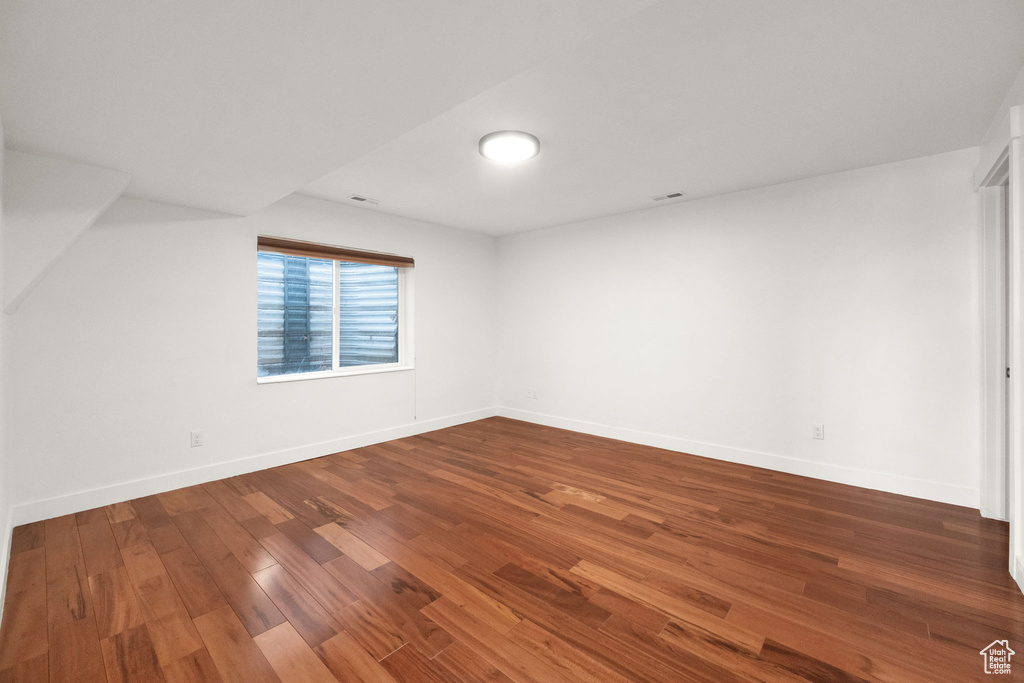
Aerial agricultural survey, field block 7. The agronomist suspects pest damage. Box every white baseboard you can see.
[1014,555,1024,595]
[498,407,980,509]
[11,407,498,526]
[6,404,983,526]
[980,503,1010,522]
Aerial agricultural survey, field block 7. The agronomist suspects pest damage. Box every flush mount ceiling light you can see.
[479,130,540,163]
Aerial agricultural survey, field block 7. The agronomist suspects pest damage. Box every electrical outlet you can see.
[526,389,538,400]
[190,430,204,448]
[812,424,824,440]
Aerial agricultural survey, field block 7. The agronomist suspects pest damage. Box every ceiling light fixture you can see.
[479,130,540,163]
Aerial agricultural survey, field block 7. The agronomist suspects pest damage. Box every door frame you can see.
[979,156,1009,522]
[978,104,1023,591]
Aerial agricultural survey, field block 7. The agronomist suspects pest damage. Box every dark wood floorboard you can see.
[1,417,1021,681]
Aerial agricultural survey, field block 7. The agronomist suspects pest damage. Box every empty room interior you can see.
[2,1,1024,681]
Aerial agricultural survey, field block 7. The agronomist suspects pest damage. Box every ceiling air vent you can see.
[347,194,380,206]
[652,191,686,201]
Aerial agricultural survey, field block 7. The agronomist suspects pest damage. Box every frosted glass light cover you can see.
[479,131,539,163]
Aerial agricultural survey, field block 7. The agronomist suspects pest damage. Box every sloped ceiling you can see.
[3,0,1024,234]
[2,151,130,312]
[0,0,654,215]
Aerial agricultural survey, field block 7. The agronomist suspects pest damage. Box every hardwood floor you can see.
[1,416,1021,682]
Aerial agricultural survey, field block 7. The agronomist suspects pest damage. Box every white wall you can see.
[498,148,982,507]
[5,194,497,522]
[0,147,989,522]
[2,150,130,313]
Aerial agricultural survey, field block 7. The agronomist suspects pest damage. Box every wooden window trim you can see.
[257,236,414,268]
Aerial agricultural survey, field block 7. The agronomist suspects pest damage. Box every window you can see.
[256,236,413,381]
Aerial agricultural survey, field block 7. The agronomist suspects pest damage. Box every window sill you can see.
[256,364,414,384]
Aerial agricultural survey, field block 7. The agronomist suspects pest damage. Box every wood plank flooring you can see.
[1,417,1021,682]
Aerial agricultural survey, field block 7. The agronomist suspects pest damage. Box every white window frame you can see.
[257,259,414,384]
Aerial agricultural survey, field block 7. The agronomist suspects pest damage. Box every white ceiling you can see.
[3,1,1024,234]
[0,0,653,215]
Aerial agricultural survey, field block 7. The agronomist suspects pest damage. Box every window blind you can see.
[257,253,334,376]
[338,262,399,367]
